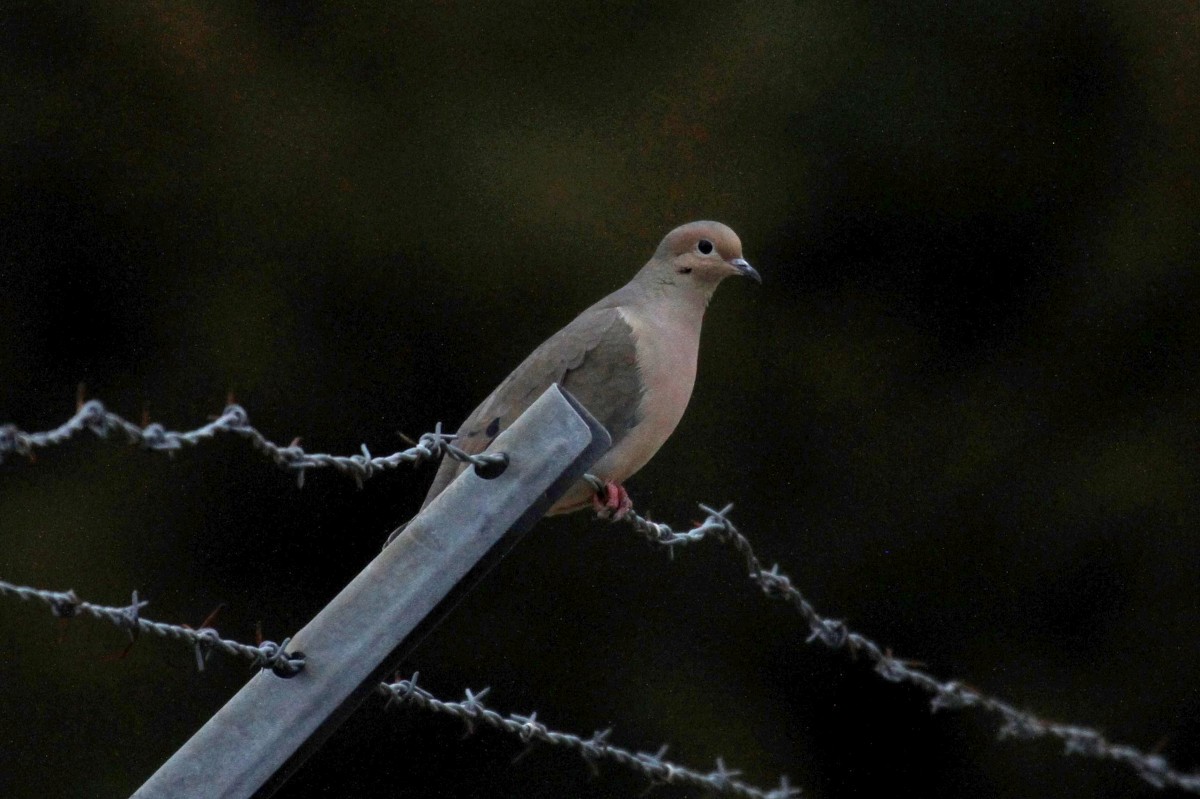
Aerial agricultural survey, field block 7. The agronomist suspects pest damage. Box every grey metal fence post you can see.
[131,384,610,799]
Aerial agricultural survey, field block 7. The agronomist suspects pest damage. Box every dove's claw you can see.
[592,481,633,520]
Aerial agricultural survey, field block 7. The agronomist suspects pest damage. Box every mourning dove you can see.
[389,221,758,544]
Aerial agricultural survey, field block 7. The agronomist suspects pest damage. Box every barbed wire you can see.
[378,675,797,799]
[0,398,506,488]
[3,401,1196,794]
[592,492,1200,794]
[0,578,306,676]
[0,576,791,798]
[0,401,788,797]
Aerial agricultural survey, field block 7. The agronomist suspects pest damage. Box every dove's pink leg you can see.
[592,480,633,520]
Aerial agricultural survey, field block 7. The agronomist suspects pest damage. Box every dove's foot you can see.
[592,480,633,520]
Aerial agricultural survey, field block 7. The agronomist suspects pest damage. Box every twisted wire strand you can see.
[4,403,1194,792]
[594,492,1200,794]
[0,576,795,798]
[0,400,505,488]
[378,675,798,799]
[0,579,305,676]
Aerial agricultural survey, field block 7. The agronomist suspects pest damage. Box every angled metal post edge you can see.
[131,384,611,799]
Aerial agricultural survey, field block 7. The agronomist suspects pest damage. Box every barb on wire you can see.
[378,674,799,799]
[591,489,1200,794]
[0,399,505,488]
[0,579,305,677]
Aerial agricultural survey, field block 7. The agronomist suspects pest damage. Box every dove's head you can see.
[641,221,760,304]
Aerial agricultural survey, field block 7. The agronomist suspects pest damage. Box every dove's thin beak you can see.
[730,257,762,284]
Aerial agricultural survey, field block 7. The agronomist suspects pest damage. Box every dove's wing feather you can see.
[419,305,642,510]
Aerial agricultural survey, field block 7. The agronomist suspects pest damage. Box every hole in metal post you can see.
[474,453,509,480]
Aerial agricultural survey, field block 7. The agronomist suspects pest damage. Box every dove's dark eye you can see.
[697,239,714,255]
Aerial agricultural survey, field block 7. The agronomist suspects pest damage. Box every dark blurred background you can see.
[2,1,1198,797]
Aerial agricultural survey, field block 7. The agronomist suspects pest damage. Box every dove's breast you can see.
[597,306,699,479]
[546,302,701,515]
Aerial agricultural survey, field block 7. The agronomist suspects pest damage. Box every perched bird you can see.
[390,220,758,544]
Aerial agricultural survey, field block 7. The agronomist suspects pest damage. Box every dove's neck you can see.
[619,270,715,329]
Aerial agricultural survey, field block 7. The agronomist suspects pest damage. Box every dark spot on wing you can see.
[485,417,501,438]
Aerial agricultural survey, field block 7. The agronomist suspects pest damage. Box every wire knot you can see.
[807,618,849,649]
[1062,729,1107,758]
[929,681,976,712]
[874,656,910,683]
[511,711,546,742]
[191,627,222,671]
[257,637,306,677]
[767,776,801,799]
[461,687,490,715]
[706,758,741,790]
[78,400,111,436]
[415,430,450,460]
[49,590,81,618]
[220,404,251,430]
[757,564,792,597]
[998,714,1045,740]
[139,423,177,451]
[115,590,148,637]
[578,728,612,775]
[0,425,22,461]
